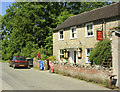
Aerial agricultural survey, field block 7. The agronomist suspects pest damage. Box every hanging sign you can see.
[97,31,103,41]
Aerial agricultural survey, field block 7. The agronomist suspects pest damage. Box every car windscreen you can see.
[16,57,26,61]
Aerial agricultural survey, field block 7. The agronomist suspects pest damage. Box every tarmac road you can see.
[1,63,110,90]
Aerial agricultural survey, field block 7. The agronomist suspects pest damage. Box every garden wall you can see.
[53,63,112,87]
[33,58,49,70]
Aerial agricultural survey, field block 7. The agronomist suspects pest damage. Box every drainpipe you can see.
[103,19,106,39]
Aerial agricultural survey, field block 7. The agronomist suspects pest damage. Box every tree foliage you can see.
[2,2,109,60]
[89,38,112,65]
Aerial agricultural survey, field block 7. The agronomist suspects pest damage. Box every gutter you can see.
[103,19,106,39]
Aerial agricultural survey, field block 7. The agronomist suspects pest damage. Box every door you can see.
[69,51,74,63]
[69,50,77,63]
[74,51,77,63]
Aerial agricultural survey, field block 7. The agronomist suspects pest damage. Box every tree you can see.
[2,2,73,60]
[2,2,109,60]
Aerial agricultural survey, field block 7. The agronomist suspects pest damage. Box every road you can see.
[1,63,110,90]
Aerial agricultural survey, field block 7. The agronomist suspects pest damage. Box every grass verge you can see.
[0,60,9,63]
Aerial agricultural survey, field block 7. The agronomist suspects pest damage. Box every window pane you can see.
[60,35,62,39]
[16,57,26,61]
[91,31,93,35]
[87,49,90,54]
[90,24,93,29]
[60,49,64,54]
[60,55,64,58]
[60,31,63,34]
[88,31,90,35]
[74,33,76,38]
[60,31,63,39]
[60,34,63,39]
[62,35,63,38]
[87,25,89,30]
[74,30,76,33]
[72,29,74,33]
[87,24,93,36]
[72,34,74,38]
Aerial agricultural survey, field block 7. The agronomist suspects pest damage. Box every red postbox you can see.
[49,63,53,73]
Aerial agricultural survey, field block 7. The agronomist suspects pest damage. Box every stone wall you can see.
[118,34,120,89]
[33,58,49,70]
[53,63,111,87]
[112,31,120,88]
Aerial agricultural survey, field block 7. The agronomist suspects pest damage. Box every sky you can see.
[0,0,15,16]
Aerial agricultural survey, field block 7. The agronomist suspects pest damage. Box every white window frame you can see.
[70,26,77,39]
[86,48,93,63]
[59,29,64,40]
[59,49,64,61]
[85,22,94,37]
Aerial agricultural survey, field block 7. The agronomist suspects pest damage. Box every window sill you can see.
[85,35,94,38]
[85,62,91,64]
[70,38,77,40]
[59,39,64,41]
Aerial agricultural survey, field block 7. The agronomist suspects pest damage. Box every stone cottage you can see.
[53,2,120,65]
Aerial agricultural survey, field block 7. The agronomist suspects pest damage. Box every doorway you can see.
[69,50,77,63]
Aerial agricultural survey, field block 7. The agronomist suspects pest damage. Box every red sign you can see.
[97,31,103,41]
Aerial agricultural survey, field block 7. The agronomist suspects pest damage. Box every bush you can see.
[89,38,112,65]
[30,46,53,59]
[48,56,56,62]
[40,54,48,60]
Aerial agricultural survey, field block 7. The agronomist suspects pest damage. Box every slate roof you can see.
[53,2,120,31]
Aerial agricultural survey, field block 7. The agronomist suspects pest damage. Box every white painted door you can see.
[69,50,77,63]
[69,51,74,63]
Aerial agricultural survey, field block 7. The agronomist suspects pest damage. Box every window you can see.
[59,30,64,40]
[12,56,16,61]
[59,49,64,59]
[16,57,26,61]
[70,27,77,39]
[86,48,93,63]
[86,23,94,37]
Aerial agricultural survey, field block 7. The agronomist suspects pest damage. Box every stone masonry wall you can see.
[53,64,111,87]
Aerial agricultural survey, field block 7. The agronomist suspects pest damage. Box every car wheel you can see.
[28,65,31,69]
[9,63,12,67]
[13,64,16,69]
[9,64,12,67]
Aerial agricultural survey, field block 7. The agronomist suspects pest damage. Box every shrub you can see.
[30,46,53,60]
[40,54,48,60]
[89,38,112,65]
[48,56,56,62]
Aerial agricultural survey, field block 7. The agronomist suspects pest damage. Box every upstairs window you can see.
[59,30,64,40]
[86,23,94,37]
[70,27,77,39]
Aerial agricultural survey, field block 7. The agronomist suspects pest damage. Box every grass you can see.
[0,60,9,63]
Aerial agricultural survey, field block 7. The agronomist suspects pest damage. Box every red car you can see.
[9,56,29,68]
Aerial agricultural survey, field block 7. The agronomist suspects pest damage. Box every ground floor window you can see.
[86,48,93,63]
[59,49,64,61]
